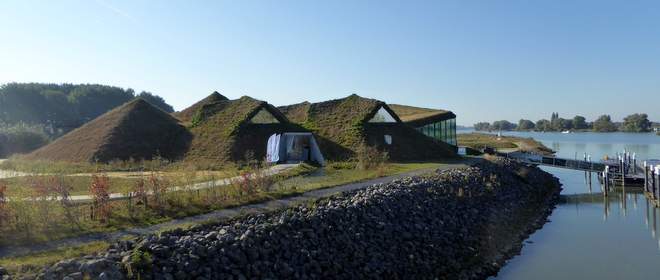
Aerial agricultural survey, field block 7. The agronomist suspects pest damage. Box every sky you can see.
[1,0,659,125]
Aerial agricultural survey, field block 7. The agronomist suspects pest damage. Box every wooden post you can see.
[644,161,653,198]
[652,166,657,201]
[621,157,626,187]
[604,166,610,197]
[655,166,660,205]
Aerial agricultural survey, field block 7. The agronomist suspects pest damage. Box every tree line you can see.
[0,83,173,128]
[474,113,655,133]
[0,83,174,157]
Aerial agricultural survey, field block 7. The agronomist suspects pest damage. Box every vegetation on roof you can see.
[279,95,388,150]
[279,94,455,160]
[389,104,455,124]
[23,99,191,163]
[174,92,229,123]
[185,96,296,162]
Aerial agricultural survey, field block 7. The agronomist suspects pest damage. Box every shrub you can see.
[133,177,148,207]
[355,143,389,170]
[27,176,54,226]
[49,176,78,226]
[89,174,111,223]
[0,182,7,226]
[148,173,169,215]
[0,122,50,157]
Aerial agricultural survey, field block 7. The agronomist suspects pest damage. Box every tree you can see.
[137,91,174,113]
[474,122,491,131]
[491,120,516,131]
[558,118,573,130]
[550,112,559,130]
[622,113,652,132]
[535,119,552,132]
[593,115,617,132]
[0,83,174,136]
[572,116,588,130]
[517,119,535,131]
[548,112,573,131]
[0,122,50,157]
[68,85,134,121]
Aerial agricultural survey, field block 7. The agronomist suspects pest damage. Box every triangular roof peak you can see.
[175,91,231,122]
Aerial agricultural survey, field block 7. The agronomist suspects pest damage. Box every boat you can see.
[561,130,571,134]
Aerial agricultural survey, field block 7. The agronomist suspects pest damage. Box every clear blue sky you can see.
[1,0,659,125]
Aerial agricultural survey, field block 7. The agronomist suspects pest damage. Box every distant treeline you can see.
[474,113,657,133]
[0,83,174,157]
[0,83,173,127]
[0,122,49,158]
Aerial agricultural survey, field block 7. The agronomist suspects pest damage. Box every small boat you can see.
[561,130,571,134]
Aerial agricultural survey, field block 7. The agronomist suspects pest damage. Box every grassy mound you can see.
[185,96,302,162]
[280,94,456,161]
[174,92,228,123]
[24,99,191,163]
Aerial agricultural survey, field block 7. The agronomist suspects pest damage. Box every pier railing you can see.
[497,150,660,206]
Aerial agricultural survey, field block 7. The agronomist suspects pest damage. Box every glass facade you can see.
[415,118,457,146]
[368,107,398,123]
[249,108,281,124]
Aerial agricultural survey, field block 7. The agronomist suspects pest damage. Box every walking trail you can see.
[2,164,299,203]
[0,162,470,258]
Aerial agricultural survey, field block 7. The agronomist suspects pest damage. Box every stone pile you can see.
[24,158,561,280]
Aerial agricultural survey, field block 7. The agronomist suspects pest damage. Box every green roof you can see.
[389,104,456,126]
[185,96,296,162]
[280,94,455,160]
[175,91,229,123]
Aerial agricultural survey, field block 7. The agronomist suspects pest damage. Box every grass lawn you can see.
[270,162,451,195]
[0,157,240,175]
[0,241,110,276]
[1,170,241,196]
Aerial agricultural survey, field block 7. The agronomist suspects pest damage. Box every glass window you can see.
[368,107,397,123]
[440,121,446,142]
[249,108,280,124]
[452,119,457,145]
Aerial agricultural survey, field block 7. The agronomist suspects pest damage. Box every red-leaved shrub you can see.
[89,174,111,223]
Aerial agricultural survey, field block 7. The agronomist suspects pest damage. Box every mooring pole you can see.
[652,165,657,201]
[604,166,610,197]
[621,156,626,187]
[645,162,650,196]
[656,166,660,205]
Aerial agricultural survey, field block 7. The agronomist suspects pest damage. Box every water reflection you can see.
[492,132,660,280]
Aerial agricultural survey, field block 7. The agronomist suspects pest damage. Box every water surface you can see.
[477,132,660,280]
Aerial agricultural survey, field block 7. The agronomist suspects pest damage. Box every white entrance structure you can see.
[266,133,325,166]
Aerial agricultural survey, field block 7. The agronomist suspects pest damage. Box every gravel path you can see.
[0,163,466,259]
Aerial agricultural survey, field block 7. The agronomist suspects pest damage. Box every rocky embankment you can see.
[11,158,561,280]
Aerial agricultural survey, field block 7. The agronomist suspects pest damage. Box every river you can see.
[461,131,660,279]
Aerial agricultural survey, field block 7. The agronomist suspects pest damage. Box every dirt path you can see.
[0,162,470,258]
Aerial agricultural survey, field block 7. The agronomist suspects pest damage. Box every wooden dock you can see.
[497,150,660,206]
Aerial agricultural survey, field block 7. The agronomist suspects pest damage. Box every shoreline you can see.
[18,158,561,280]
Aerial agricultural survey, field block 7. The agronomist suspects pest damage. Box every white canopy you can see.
[267,133,325,166]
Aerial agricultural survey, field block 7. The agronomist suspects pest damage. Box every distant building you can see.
[389,104,457,146]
